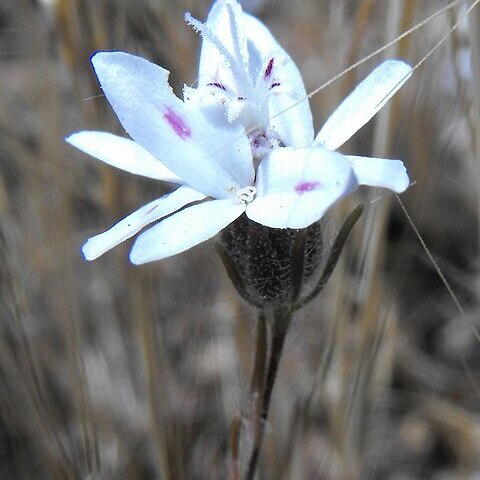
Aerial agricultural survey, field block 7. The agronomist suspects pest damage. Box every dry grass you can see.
[1,0,480,478]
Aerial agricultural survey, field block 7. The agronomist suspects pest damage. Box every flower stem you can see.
[245,308,292,480]
[230,415,242,480]
[248,311,267,439]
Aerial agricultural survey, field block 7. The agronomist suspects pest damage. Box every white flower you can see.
[66,2,412,265]
[183,0,314,158]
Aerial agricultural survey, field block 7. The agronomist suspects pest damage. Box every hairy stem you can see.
[248,311,268,440]
[245,309,292,480]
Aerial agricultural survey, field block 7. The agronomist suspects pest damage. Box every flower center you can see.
[236,186,256,204]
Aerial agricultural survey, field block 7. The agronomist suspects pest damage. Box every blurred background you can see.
[1,0,480,478]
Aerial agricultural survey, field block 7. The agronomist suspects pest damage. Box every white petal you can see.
[66,131,181,183]
[347,155,410,193]
[243,14,314,146]
[91,51,254,199]
[243,14,306,93]
[198,0,249,88]
[315,60,412,151]
[82,186,205,260]
[247,146,358,229]
[130,199,245,264]
[268,95,314,148]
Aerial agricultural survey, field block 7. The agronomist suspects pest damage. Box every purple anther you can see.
[264,58,274,79]
[295,181,321,195]
[207,82,227,91]
[269,82,281,89]
[163,106,191,140]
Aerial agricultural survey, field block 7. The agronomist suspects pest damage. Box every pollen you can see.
[236,186,256,204]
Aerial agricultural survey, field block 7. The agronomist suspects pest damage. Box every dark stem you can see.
[245,309,292,480]
[230,415,242,480]
[248,311,268,444]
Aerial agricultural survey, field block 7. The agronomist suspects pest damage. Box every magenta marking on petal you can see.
[264,58,274,79]
[163,107,191,140]
[295,181,321,195]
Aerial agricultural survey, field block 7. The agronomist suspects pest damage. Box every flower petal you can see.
[347,155,410,193]
[247,146,358,229]
[130,199,245,264]
[243,14,314,147]
[91,51,254,199]
[82,186,205,260]
[267,95,314,148]
[315,60,412,151]
[198,0,249,88]
[66,131,182,183]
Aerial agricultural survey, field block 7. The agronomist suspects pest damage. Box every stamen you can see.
[185,11,252,95]
[207,82,227,91]
[264,58,274,79]
[225,3,250,84]
[236,186,256,204]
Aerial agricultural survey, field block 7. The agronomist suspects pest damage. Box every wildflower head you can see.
[65,0,412,273]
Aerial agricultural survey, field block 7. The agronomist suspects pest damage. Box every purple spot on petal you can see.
[295,181,321,195]
[163,107,191,140]
[264,58,274,79]
[269,82,281,90]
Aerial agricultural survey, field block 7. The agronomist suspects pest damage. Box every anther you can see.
[236,186,256,204]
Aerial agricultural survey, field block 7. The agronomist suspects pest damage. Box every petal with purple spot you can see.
[244,14,314,147]
[247,146,357,229]
[91,51,253,199]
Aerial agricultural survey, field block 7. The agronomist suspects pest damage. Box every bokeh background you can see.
[1,0,480,478]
